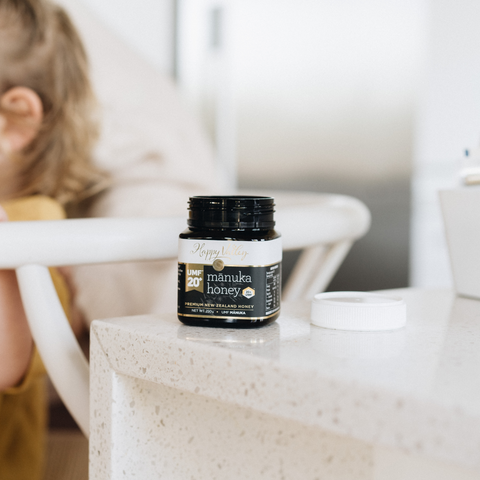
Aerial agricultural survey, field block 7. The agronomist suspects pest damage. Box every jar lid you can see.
[188,196,275,229]
[311,291,406,331]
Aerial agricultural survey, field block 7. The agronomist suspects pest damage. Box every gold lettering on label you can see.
[190,241,249,263]
[186,263,204,293]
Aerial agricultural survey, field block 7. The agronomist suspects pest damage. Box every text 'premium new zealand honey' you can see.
[178,196,282,328]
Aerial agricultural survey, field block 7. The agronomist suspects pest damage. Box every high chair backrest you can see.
[0,192,370,437]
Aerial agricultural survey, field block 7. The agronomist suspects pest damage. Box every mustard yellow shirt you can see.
[0,196,70,480]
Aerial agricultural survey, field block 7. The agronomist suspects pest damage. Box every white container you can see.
[439,187,480,299]
[311,291,406,331]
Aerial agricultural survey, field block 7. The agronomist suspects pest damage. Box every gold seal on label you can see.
[213,259,225,271]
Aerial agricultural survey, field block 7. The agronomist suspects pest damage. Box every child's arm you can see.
[0,206,33,391]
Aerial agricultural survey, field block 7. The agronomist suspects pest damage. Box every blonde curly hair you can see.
[0,0,107,206]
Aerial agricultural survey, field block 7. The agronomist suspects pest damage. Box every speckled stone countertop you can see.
[91,288,480,470]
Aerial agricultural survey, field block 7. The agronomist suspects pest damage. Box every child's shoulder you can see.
[1,195,66,221]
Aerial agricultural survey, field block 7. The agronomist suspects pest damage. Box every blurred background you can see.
[77,0,480,293]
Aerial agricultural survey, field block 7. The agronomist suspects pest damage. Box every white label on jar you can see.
[178,237,282,266]
[178,237,282,321]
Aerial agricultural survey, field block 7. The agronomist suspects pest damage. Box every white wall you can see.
[176,0,426,187]
[232,0,426,185]
[410,0,480,288]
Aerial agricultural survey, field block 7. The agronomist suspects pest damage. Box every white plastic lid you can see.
[311,291,406,331]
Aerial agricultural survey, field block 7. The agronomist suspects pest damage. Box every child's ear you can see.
[0,87,43,152]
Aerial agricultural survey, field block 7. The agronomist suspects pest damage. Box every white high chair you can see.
[0,192,369,438]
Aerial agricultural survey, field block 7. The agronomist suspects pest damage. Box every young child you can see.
[0,1,104,478]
